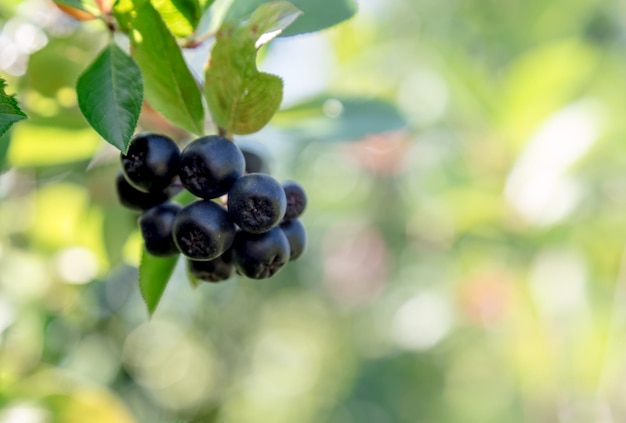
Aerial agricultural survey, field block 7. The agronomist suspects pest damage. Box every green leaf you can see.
[0,131,11,170]
[112,0,134,31]
[223,0,357,37]
[199,0,215,11]
[76,43,143,153]
[139,248,179,317]
[0,78,27,138]
[206,3,302,135]
[186,263,202,288]
[53,0,101,16]
[126,0,205,134]
[151,0,201,38]
[246,1,302,45]
[272,96,407,142]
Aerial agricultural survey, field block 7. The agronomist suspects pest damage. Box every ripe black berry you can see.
[227,173,287,234]
[279,219,307,261]
[121,133,180,193]
[282,180,307,220]
[173,200,236,261]
[240,146,269,174]
[232,227,290,279]
[179,135,245,199]
[187,249,234,283]
[116,172,170,211]
[139,202,182,256]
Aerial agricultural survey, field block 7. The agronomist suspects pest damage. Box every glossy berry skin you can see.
[282,180,307,220]
[116,172,170,211]
[227,173,287,234]
[232,227,290,279]
[187,249,234,283]
[279,219,307,261]
[172,200,236,261]
[240,147,269,174]
[139,202,182,257]
[121,133,180,193]
[179,135,245,199]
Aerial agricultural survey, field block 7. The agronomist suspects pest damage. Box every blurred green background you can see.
[3,0,626,422]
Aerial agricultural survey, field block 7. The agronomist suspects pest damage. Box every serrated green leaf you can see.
[139,248,179,317]
[272,96,407,142]
[54,0,101,16]
[0,131,11,170]
[206,3,302,135]
[77,43,143,153]
[127,0,205,134]
[0,79,27,138]
[223,0,357,37]
[151,0,201,38]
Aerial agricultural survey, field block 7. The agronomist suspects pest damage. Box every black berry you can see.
[232,227,290,279]
[279,219,307,261]
[173,200,236,261]
[116,172,170,211]
[187,249,234,283]
[139,202,182,256]
[240,146,269,174]
[121,133,180,193]
[179,135,245,199]
[227,173,287,234]
[282,180,307,220]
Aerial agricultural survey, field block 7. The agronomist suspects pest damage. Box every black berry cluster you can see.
[116,133,308,282]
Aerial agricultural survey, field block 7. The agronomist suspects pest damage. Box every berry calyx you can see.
[279,219,307,261]
[227,173,287,234]
[179,135,245,199]
[121,133,180,193]
[172,200,236,261]
[231,227,290,279]
[139,202,182,256]
[282,180,307,220]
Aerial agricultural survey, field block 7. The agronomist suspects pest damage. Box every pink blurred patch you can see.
[322,224,390,307]
[343,131,412,175]
[458,269,515,326]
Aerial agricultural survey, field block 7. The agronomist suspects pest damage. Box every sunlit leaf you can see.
[151,0,201,37]
[206,2,302,135]
[199,0,214,11]
[223,0,357,37]
[77,42,143,153]
[53,0,100,16]
[139,248,179,317]
[0,78,27,138]
[8,125,100,167]
[246,1,302,46]
[124,0,205,134]
[272,96,406,142]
